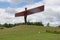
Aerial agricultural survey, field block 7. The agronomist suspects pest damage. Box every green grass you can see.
[0,25,60,40]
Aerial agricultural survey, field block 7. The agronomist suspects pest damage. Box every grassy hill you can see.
[0,25,60,40]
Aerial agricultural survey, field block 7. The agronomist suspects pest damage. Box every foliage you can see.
[58,25,60,27]
[27,22,44,26]
[0,24,3,27]
[3,23,15,28]
[13,22,44,26]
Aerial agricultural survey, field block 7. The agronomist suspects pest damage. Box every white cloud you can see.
[0,0,60,26]
[42,0,60,26]
[0,7,24,24]
[5,7,16,14]
[0,2,43,24]
[43,0,60,5]
[11,0,33,4]
[0,0,34,4]
[0,8,14,24]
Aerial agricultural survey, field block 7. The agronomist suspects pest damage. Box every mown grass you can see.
[0,25,60,40]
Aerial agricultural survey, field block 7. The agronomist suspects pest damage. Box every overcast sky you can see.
[0,0,60,26]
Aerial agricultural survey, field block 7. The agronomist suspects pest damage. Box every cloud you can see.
[0,0,42,24]
[0,0,60,26]
[0,7,24,24]
[42,0,60,26]
[11,0,34,4]
[0,0,34,4]
[0,8,13,24]
[43,0,60,5]
[5,7,16,14]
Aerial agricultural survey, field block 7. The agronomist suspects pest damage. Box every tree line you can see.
[0,22,44,28]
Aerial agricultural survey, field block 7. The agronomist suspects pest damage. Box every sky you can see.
[0,0,60,26]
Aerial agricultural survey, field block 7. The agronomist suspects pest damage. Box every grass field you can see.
[0,25,60,40]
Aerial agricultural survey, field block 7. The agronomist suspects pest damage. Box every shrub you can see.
[3,23,15,28]
[0,24,3,27]
[58,25,60,27]
[27,22,33,25]
[27,22,44,26]
[9,24,14,27]
[33,22,44,26]
[3,23,9,28]
[0,24,4,29]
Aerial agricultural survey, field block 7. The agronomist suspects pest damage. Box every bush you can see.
[27,22,44,26]
[4,23,9,28]
[0,24,4,29]
[0,24,3,27]
[27,22,33,25]
[12,22,44,26]
[3,23,15,28]
[9,24,14,27]
[33,22,44,26]
[58,25,60,27]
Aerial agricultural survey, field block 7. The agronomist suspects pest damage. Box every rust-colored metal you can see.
[24,8,27,24]
[15,5,44,24]
[15,5,44,17]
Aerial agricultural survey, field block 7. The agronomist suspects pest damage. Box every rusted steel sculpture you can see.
[15,5,44,24]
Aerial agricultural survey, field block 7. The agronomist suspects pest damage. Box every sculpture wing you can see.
[15,5,44,17]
